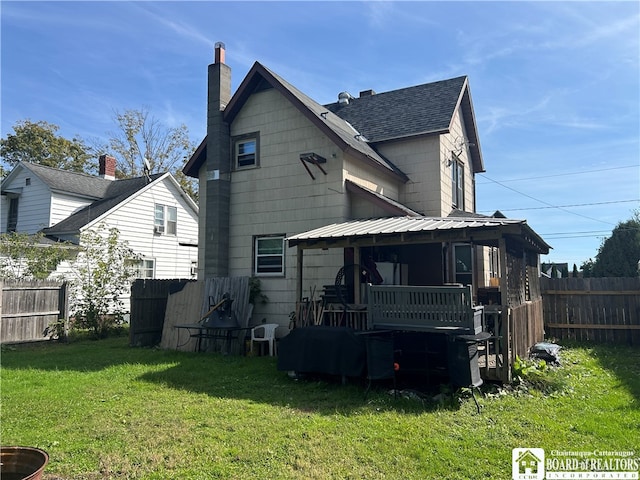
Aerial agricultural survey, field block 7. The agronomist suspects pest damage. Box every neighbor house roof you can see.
[42,172,166,237]
[287,215,551,254]
[1,162,111,199]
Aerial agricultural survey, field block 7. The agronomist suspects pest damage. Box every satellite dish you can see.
[143,157,151,183]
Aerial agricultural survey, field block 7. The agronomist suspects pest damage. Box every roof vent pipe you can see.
[338,91,353,105]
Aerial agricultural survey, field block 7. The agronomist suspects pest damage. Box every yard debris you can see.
[530,342,562,364]
[387,389,431,402]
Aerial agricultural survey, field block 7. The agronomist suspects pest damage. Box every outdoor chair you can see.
[250,323,278,356]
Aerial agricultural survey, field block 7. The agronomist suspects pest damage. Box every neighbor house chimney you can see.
[205,41,232,277]
[99,154,116,180]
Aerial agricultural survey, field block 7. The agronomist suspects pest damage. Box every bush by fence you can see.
[541,277,640,345]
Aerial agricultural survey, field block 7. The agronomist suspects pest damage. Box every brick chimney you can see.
[99,155,116,180]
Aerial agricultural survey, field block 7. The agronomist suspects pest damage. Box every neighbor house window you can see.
[127,258,155,279]
[154,204,177,235]
[451,155,464,210]
[7,197,19,232]
[254,235,285,276]
[234,133,259,168]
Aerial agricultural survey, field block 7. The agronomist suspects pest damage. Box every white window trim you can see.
[154,204,177,236]
[254,235,285,277]
[128,258,156,279]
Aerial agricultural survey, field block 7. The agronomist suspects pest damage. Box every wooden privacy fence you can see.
[129,279,195,347]
[541,277,640,345]
[0,280,69,343]
[130,277,252,348]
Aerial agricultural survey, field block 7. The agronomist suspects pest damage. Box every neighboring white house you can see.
[1,155,199,311]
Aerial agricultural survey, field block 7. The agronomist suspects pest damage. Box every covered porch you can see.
[286,215,551,383]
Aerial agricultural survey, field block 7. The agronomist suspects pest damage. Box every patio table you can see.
[174,323,251,354]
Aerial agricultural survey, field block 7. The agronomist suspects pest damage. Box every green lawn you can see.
[1,335,638,479]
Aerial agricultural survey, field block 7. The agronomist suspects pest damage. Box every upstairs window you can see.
[154,204,177,235]
[254,235,285,276]
[451,154,465,210]
[166,206,177,235]
[234,133,259,169]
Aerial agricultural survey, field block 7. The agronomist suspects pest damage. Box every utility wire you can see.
[478,199,639,213]
[478,174,617,226]
[476,164,638,184]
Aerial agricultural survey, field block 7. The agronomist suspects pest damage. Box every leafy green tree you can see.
[589,211,640,277]
[0,120,92,172]
[68,225,139,338]
[572,264,579,277]
[0,232,73,280]
[91,107,197,199]
[580,259,594,278]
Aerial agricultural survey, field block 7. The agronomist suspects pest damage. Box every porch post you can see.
[296,247,303,302]
[353,246,361,303]
[498,237,512,383]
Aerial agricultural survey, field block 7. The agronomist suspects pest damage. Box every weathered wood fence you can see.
[541,277,640,345]
[129,279,195,347]
[0,280,69,343]
[129,277,252,348]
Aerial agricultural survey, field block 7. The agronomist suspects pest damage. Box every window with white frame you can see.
[254,235,285,276]
[127,258,155,279]
[154,204,177,235]
[451,154,464,210]
[234,133,259,168]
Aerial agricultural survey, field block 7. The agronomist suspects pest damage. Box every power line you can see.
[541,230,611,236]
[478,174,617,226]
[476,164,639,184]
[478,199,639,213]
[540,224,639,239]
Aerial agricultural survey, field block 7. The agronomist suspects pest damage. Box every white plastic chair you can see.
[250,323,278,356]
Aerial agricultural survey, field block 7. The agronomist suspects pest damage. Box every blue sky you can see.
[1,1,639,269]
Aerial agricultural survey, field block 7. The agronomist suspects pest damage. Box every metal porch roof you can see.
[287,216,551,253]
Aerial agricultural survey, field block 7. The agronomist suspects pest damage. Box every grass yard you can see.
[1,334,638,480]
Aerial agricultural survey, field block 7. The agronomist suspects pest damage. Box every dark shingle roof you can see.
[14,162,167,236]
[21,162,113,198]
[184,65,483,177]
[43,174,164,236]
[325,76,467,142]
